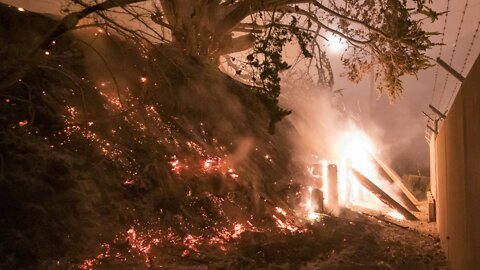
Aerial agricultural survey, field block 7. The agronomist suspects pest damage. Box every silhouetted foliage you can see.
[2,0,440,129]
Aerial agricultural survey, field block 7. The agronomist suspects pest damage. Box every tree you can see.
[2,0,440,130]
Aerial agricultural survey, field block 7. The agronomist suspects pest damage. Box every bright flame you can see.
[305,127,405,218]
[334,129,383,209]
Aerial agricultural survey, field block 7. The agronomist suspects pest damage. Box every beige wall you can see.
[433,54,480,270]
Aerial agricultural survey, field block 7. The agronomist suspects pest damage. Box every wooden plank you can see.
[427,191,436,222]
[371,154,420,206]
[352,169,418,221]
[311,188,324,212]
[327,164,338,209]
[371,156,420,212]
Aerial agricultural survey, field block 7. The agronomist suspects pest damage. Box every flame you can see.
[304,187,320,221]
[305,128,406,219]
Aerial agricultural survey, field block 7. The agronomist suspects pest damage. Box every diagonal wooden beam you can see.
[371,154,420,206]
[370,154,420,212]
[352,169,418,221]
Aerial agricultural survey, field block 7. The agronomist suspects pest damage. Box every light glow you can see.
[305,127,406,219]
[327,35,346,53]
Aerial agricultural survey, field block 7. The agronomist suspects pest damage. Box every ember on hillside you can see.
[2,1,470,269]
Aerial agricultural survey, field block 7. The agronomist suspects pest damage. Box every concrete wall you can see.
[433,54,480,270]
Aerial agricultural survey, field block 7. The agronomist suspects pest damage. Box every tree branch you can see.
[310,1,390,39]
[276,5,373,45]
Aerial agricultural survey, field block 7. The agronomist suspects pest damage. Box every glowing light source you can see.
[304,126,404,219]
[18,7,25,12]
[327,35,346,53]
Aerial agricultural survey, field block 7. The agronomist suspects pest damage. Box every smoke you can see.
[279,83,381,164]
[280,82,413,214]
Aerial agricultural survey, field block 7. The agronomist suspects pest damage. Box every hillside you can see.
[0,4,447,270]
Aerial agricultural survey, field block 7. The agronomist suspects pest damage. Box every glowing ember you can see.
[231,223,245,238]
[272,214,305,233]
[169,155,181,174]
[275,207,287,216]
[78,243,111,269]
[18,120,28,127]
[227,168,239,179]
[123,179,135,186]
[182,234,200,255]
[204,159,214,169]
[273,215,292,231]
[126,227,155,267]
[78,259,94,270]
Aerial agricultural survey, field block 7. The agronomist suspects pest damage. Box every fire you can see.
[272,207,306,233]
[304,187,320,221]
[272,214,304,233]
[305,128,406,220]
[335,130,391,211]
